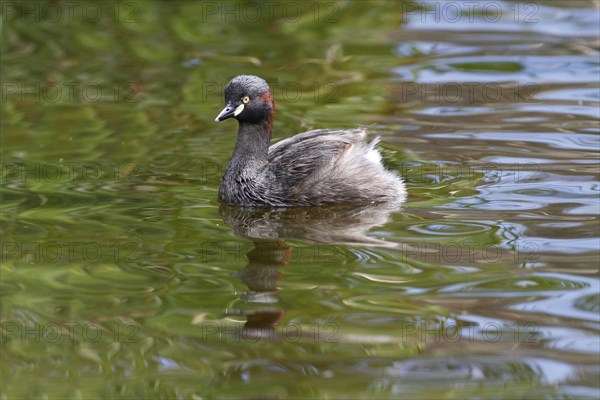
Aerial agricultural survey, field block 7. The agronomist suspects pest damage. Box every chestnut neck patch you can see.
[258,91,275,132]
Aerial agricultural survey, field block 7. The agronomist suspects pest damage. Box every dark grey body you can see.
[219,128,406,207]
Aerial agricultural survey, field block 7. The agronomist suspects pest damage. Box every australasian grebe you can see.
[215,75,406,207]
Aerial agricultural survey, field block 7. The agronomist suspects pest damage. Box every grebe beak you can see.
[215,102,245,122]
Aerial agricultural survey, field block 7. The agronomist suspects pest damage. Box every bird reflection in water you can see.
[219,202,401,341]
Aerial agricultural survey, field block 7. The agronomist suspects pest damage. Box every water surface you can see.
[1,1,599,398]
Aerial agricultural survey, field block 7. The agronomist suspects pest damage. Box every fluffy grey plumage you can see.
[215,75,406,207]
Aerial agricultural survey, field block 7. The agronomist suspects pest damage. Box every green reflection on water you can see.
[2,0,599,399]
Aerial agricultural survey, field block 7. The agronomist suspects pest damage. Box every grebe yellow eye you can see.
[242,96,250,104]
